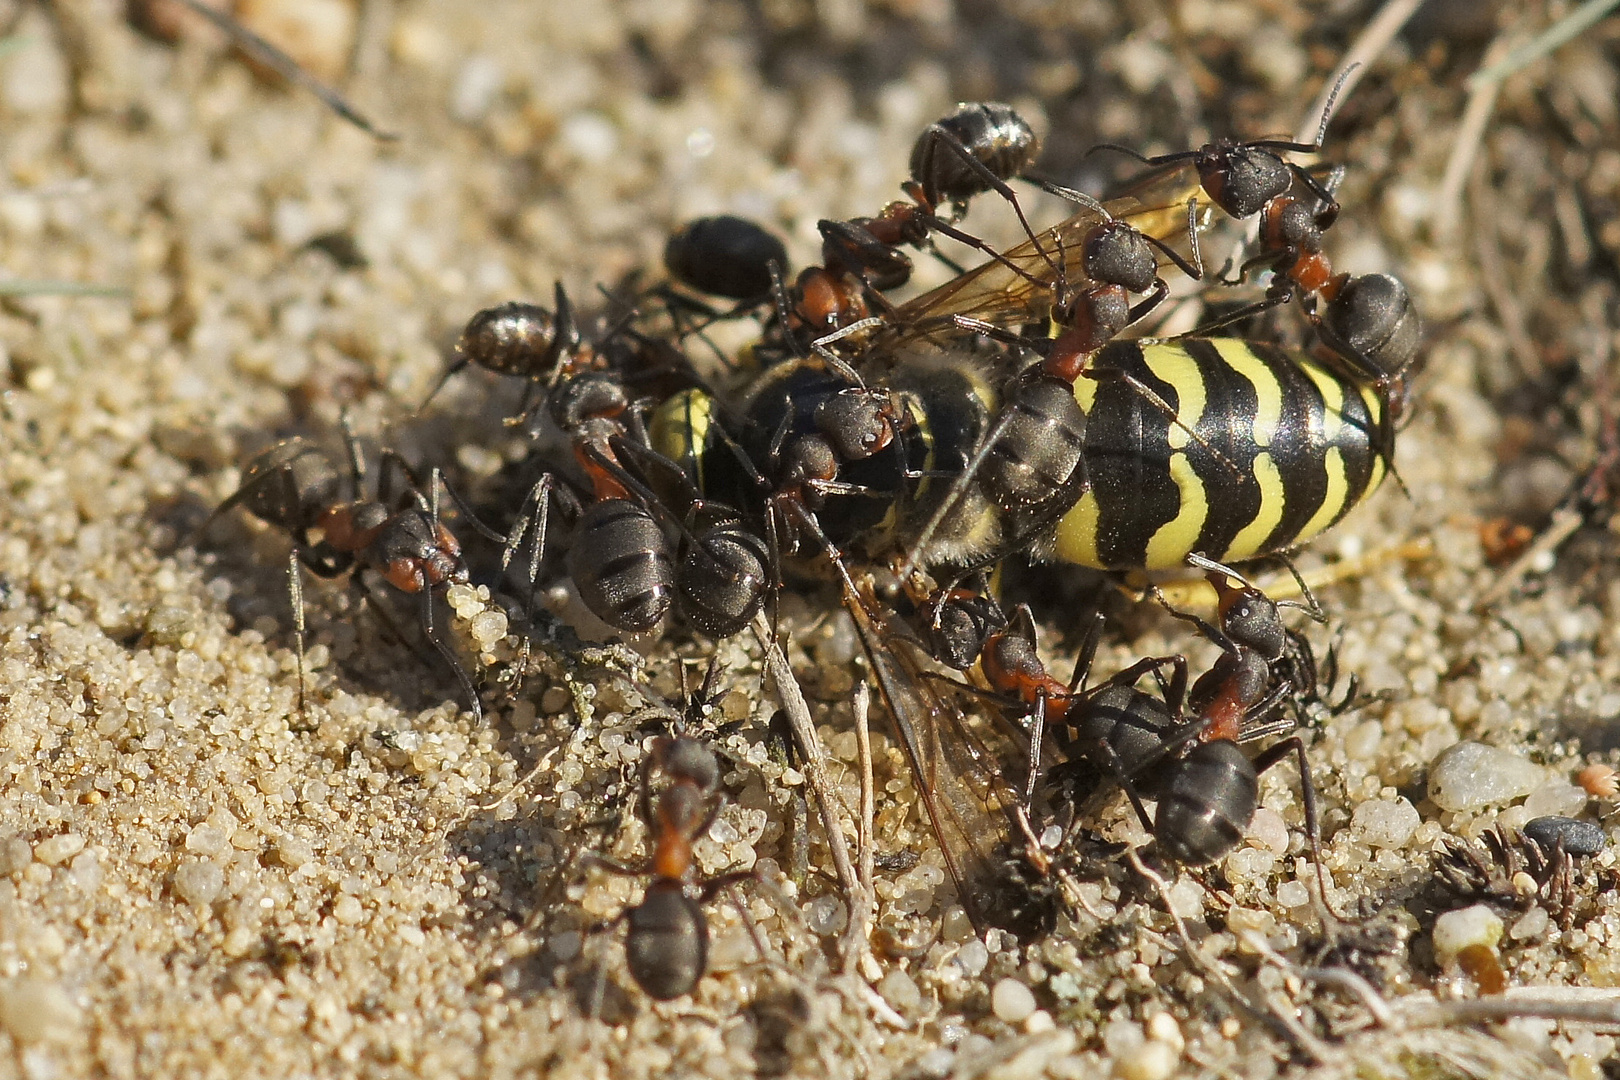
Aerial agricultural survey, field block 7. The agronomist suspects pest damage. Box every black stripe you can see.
[1330,377,1379,519]
[1248,343,1329,553]
[1179,339,1264,561]
[1084,341,1177,568]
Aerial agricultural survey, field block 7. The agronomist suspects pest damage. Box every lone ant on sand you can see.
[199,417,485,722]
[581,729,756,1000]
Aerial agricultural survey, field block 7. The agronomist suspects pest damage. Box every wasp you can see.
[884,166,1417,578]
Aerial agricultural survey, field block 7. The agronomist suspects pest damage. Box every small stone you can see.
[69,850,102,892]
[1166,877,1205,920]
[1245,808,1289,854]
[953,940,988,977]
[804,896,847,936]
[0,837,32,876]
[1345,720,1384,761]
[877,969,921,1016]
[470,610,508,648]
[1275,880,1310,908]
[1428,742,1545,812]
[185,822,231,858]
[172,859,224,907]
[145,605,194,647]
[1432,903,1503,962]
[32,834,85,867]
[275,835,315,869]
[1522,816,1606,857]
[991,977,1036,1023]
[332,895,364,924]
[1576,763,1617,798]
[1351,797,1421,848]
[0,980,80,1044]
[1523,782,1589,820]
[1024,1010,1055,1034]
[1509,906,1550,942]
[548,930,582,962]
[1115,1039,1179,1080]
[1146,1012,1183,1053]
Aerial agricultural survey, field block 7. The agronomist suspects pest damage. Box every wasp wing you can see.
[887,169,1211,345]
[842,587,1056,938]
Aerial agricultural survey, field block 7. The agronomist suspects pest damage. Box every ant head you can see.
[814,388,899,462]
[1082,220,1159,295]
[1205,571,1286,661]
[777,435,839,488]
[1200,144,1293,220]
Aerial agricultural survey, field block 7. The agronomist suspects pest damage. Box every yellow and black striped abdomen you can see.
[1051,339,1388,571]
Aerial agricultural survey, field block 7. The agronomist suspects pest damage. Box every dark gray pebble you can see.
[1523,816,1606,857]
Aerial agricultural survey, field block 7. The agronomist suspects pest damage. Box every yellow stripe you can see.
[1052,489,1102,567]
[1144,452,1209,568]
[1210,340,1280,447]
[1298,357,1345,444]
[1141,344,1207,450]
[1222,451,1285,561]
[1360,384,1388,493]
[648,389,713,487]
[901,390,936,504]
[1296,447,1349,545]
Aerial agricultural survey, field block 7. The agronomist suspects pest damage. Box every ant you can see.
[663,214,790,306]
[200,418,484,722]
[768,102,1058,358]
[581,723,753,1000]
[1094,69,1420,409]
[937,561,1329,870]
[430,295,774,641]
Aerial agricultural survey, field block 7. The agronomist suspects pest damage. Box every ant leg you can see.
[1271,554,1326,623]
[810,319,888,369]
[1115,654,1191,717]
[339,410,367,492]
[286,548,308,720]
[1066,611,1106,695]
[579,851,644,879]
[373,449,427,511]
[696,870,757,904]
[1125,279,1170,325]
[1023,693,1049,810]
[1085,736,1158,834]
[914,126,1052,271]
[1146,580,1236,655]
[1133,202,1205,284]
[1251,735,1340,925]
[420,587,483,723]
[418,354,470,412]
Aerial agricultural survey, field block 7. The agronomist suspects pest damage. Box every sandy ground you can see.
[0,0,1618,1077]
